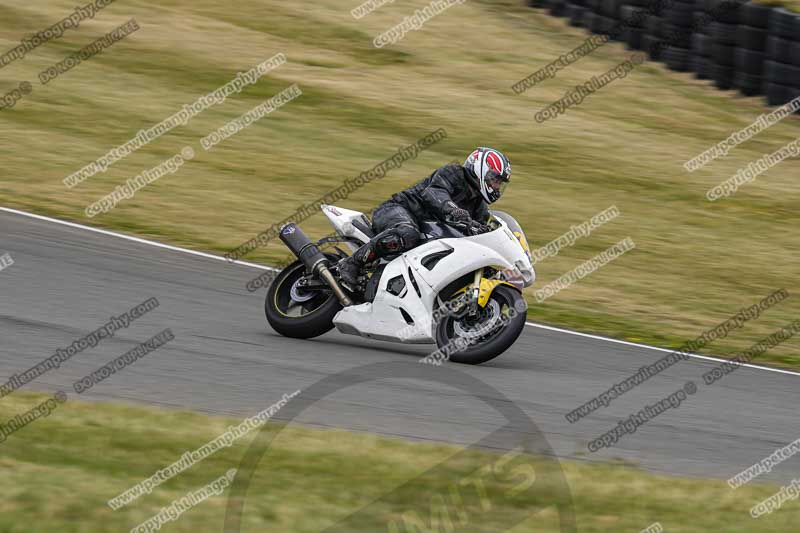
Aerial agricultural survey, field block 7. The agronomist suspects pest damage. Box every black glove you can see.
[443,202,471,223]
[469,221,492,235]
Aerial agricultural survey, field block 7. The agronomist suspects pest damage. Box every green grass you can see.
[0,0,799,369]
[1,390,798,532]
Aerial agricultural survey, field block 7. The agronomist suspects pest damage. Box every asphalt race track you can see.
[1,208,798,485]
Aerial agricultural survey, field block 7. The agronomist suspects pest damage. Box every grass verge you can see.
[1,390,798,532]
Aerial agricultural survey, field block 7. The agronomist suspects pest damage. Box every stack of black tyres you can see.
[734,3,772,96]
[582,0,600,32]
[643,3,665,61]
[566,0,589,27]
[707,0,741,90]
[527,0,800,112]
[765,8,800,106]
[661,0,696,71]
[597,0,622,37]
[549,0,568,17]
[690,0,713,79]
[607,0,623,39]
[620,1,650,50]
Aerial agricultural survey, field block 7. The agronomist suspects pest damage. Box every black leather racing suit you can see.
[354,164,490,264]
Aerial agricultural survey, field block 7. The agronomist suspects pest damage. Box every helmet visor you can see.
[486,172,508,201]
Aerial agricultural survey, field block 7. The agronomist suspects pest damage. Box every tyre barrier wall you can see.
[527,0,800,109]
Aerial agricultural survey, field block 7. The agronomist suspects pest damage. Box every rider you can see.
[337,147,512,289]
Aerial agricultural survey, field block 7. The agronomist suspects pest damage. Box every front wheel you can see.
[265,260,342,339]
[434,285,527,365]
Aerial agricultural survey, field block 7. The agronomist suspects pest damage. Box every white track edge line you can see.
[0,207,276,271]
[523,324,800,377]
[4,206,798,378]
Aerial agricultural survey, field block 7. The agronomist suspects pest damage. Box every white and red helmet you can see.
[464,147,511,203]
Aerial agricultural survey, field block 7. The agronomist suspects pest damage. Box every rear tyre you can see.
[434,285,527,365]
[265,259,342,339]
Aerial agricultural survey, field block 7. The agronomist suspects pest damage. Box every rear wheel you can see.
[265,259,342,339]
[434,285,527,365]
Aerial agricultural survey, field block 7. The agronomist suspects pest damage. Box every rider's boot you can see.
[337,243,376,291]
[337,224,416,290]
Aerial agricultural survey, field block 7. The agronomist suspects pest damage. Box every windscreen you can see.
[490,210,532,265]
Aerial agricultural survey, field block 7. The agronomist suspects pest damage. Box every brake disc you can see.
[453,299,502,340]
[289,278,315,303]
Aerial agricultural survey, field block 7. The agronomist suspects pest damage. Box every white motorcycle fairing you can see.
[321,205,372,251]
[325,206,535,344]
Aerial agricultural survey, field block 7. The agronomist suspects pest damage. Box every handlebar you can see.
[444,217,494,236]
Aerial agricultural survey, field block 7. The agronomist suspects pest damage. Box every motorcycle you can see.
[264,204,536,365]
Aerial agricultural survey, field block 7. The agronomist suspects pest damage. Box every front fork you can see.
[453,267,515,319]
[467,268,484,318]
[449,268,484,320]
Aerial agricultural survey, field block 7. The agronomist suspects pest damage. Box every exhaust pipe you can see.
[279,223,353,307]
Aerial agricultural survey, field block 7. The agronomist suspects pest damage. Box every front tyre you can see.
[435,285,527,365]
[265,260,342,339]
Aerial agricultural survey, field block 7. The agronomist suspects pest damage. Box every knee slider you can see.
[374,232,403,255]
[374,224,419,255]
